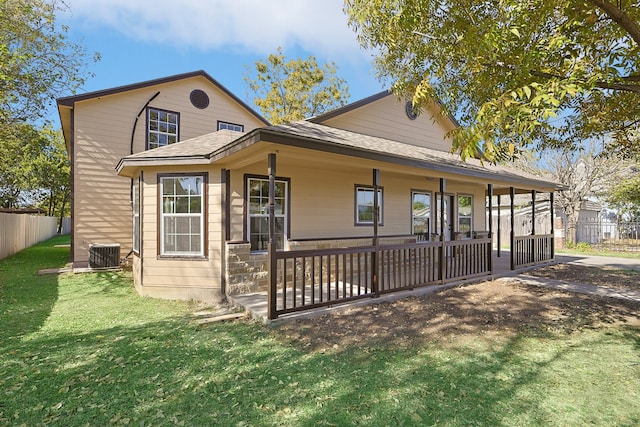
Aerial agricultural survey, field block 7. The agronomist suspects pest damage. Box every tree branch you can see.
[529,70,640,93]
[589,0,640,46]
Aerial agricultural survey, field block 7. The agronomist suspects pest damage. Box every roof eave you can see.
[208,127,562,191]
[116,156,211,176]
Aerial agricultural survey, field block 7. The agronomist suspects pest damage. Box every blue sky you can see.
[55,0,386,123]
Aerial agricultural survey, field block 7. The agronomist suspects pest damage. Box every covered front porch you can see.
[230,247,551,323]
[226,152,557,320]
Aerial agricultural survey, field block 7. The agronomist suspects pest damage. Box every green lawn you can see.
[1,236,639,426]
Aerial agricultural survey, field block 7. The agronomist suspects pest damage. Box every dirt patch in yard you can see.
[275,264,640,352]
[527,263,640,291]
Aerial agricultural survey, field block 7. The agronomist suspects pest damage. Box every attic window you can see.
[190,89,209,109]
[405,101,418,120]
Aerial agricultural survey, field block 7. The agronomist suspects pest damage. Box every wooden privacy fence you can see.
[269,238,492,319]
[0,214,61,260]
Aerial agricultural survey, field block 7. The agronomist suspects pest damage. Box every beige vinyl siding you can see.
[135,167,224,302]
[318,95,455,152]
[71,75,264,265]
[228,149,489,243]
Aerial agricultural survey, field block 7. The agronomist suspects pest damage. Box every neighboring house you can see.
[104,77,561,317]
[57,71,269,268]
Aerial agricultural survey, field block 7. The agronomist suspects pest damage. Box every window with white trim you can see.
[132,176,141,254]
[218,121,244,132]
[412,191,431,236]
[356,186,383,225]
[148,108,179,150]
[457,194,473,238]
[247,177,287,251]
[160,175,205,256]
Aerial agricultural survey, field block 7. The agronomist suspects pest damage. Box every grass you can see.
[2,237,640,426]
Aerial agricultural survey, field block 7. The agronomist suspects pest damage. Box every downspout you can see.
[131,91,161,156]
[125,91,161,263]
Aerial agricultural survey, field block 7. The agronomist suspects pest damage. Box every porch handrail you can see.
[512,234,554,269]
[268,237,494,319]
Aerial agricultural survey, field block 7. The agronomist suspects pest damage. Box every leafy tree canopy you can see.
[0,123,67,209]
[346,0,640,162]
[1,0,98,126]
[607,174,640,217]
[244,47,350,124]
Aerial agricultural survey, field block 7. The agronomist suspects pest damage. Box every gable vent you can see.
[190,89,210,109]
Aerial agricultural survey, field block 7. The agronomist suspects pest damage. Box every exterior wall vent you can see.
[190,89,210,109]
[88,243,121,269]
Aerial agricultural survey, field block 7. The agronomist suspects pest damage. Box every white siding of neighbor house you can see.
[71,76,265,266]
[316,95,456,153]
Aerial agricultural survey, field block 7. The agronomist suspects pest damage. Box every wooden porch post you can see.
[439,178,446,283]
[221,169,230,297]
[267,153,277,320]
[497,194,501,257]
[550,191,555,259]
[372,168,380,296]
[487,184,494,274]
[531,190,536,236]
[531,190,536,264]
[510,186,515,270]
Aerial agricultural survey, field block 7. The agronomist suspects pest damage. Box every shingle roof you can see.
[123,129,242,160]
[117,120,562,190]
[252,121,560,189]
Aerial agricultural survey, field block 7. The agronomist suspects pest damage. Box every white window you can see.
[132,176,141,254]
[148,108,179,150]
[457,194,473,238]
[412,191,431,237]
[160,175,205,256]
[247,177,287,251]
[218,121,244,132]
[356,186,383,225]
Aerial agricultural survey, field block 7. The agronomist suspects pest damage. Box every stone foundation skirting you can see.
[225,237,416,295]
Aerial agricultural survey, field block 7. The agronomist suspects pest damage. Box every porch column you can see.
[267,153,277,320]
[531,190,536,236]
[497,194,501,257]
[221,169,230,297]
[510,187,515,270]
[439,178,446,283]
[372,168,380,296]
[487,184,494,274]
[550,191,555,259]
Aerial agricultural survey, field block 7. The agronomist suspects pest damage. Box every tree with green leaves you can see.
[1,0,97,126]
[346,0,640,162]
[607,174,640,218]
[244,47,350,124]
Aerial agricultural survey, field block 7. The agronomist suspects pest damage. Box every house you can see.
[60,71,562,319]
[57,71,269,268]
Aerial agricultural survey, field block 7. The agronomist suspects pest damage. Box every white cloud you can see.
[63,0,365,59]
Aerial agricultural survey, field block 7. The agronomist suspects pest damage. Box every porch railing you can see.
[512,234,554,269]
[269,238,493,319]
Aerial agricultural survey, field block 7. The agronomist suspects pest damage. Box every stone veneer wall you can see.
[225,236,415,295]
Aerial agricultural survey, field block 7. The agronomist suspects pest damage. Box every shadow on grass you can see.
[0,235,69,343]
[2,236,639,426]
[2,313,640,426]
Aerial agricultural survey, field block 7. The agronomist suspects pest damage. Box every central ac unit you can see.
[88,243,121,269]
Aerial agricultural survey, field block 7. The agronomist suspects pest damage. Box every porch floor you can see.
[229,250,549,324]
